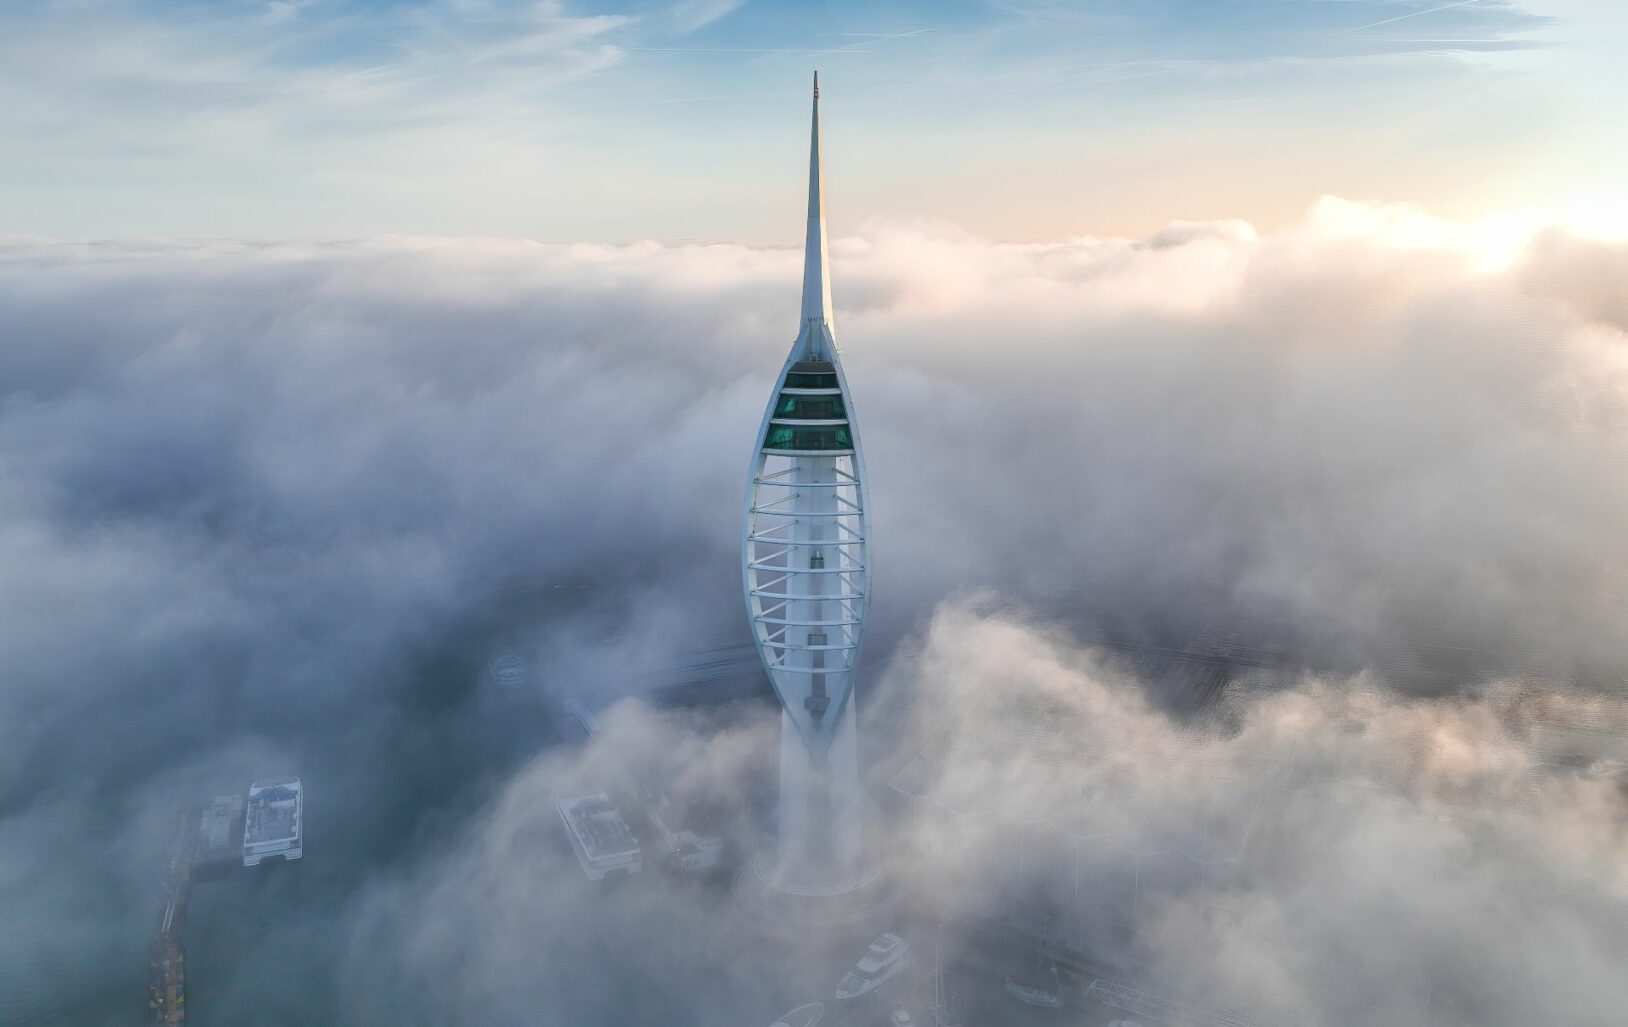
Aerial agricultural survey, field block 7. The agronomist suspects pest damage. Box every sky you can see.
[3,0,1626,241]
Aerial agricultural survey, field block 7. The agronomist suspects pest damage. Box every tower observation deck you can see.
[741,73,873,898]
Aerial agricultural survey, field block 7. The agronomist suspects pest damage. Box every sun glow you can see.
[1554,191,1628,241]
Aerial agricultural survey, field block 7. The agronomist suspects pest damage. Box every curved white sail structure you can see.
[742,73,871,890]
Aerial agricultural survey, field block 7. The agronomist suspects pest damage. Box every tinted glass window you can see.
[763,426,854,450]
[784,371,839,388]
[774,394,847,420]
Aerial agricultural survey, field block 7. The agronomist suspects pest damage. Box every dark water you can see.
[187,859,347,1024]
[0,944,140,1027]
[177,681,572,1027]
[0,682,568,1027]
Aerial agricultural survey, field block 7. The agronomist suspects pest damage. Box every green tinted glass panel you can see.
[785,372,839,388]
[762,426,853,451]
[774,393,848,420]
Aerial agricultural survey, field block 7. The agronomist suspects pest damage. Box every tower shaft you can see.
[742,73,872,892]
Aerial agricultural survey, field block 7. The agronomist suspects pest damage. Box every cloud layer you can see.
[1,201,1626,1024]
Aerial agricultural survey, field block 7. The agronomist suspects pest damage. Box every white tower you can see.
[742,73,872,893]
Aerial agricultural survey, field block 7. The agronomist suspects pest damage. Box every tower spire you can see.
[743,68,873,902]
[801,71,833,331]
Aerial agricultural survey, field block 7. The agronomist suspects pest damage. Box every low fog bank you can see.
[2,201,1627,1023]
[886,602,1628,1026]
[340,602,1628,1026]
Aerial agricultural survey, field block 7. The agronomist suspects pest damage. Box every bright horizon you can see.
[4,0,1626,242]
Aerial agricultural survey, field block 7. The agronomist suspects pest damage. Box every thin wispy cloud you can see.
[622,26,930,56]
[1351,0,1482,32]
[0,0,1608,242]
[669,0,753,35]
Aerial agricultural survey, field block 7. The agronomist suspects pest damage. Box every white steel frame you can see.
[742,339,872,753]
[739,73,873,887]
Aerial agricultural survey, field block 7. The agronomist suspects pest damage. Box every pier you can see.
[148,805,200,1025]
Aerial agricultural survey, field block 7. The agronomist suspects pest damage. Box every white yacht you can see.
[242,777,302,867]
[928,928,963,1027]
[836,933,914,1002]
[769,1002,824,1027]
[557,792,642,880]
[1004,976,1063,1009]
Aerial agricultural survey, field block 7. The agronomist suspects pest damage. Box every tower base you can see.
[732,849,896,938]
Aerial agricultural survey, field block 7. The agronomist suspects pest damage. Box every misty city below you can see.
[4,3,1628,1027]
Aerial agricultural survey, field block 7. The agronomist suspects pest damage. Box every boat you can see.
[1004,976,1064,1009]
[769,1002,824,1027]
[928,926,963,1027]
[1004,930,1066,1009]
[643,788,724,874]
[242,777,302,867]
[489,653,528,687]
[836,933,914,1002]
[557,792,642,880]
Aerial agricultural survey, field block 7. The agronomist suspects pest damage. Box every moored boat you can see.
[1004,976,1063,1009]
[769,1001,824,1027]
[557,792,642,880]
[242,777,302,867]
[836,933,914,1002]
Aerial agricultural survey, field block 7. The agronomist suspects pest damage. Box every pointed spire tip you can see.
[800,67,832,333]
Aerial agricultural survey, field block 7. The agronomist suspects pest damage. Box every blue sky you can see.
[2,0,1623,240]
